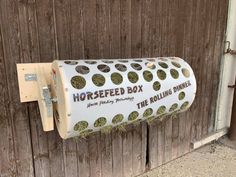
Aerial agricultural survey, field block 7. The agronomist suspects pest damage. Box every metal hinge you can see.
[224,41,236,55]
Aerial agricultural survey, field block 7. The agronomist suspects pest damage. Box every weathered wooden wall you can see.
[0,0,228,177]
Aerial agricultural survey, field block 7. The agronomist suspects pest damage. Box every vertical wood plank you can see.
[48,131,65,177]
[29,104,50,177]
[70,0,85,59]
[27,0,51,176]
[122,124,133,177]
[36,0,57,61]
[163,117,172,163]
[141,0,155,57]
[88,132,102,177]
[132,123,143,176]
[0,21,17,177]
[63,139,78,177]
[110,0,121,58]
[0,0,34,176]
[157,121,165,166]
[202,0,219,136]
[148,121,158,169]
[83,0,98,59]
[112,129,123,177]
[100,133,112,177]
[208,0,228,134]
[171,117,179,159]
[131,0,142,57]
[96,0,110,59]
[77,138,90,177]
[120,0,131,58]
[53,0,72,60]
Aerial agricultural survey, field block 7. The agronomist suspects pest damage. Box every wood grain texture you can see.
[0,17,17,177]
[0,0,229,176]
[0,0,34,176]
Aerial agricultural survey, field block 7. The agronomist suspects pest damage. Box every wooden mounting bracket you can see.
[17,63,54,131]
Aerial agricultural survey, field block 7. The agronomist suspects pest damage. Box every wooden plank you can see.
[77,138,90,177]
[120,0,131,58]
[109,0,121,58]
[122,124,133,177]
[160,0,168,56]
[53,0,72,60]
[26,0,51,176]
[70,0,85,59]
[100,133,112,177]
[131,0,142,57]
[0,0,34,176]
[208,0,229,133]
[152,0,161,56]
[96,0,110,59]
[141,122,147,172]
[63,139,78,177]
[36,0,57,61]
[29,103,50,177]
[31,1,60,177]
[157,120,165,166]
[132,123,144,176]
[163,116,172,163]
[83,0,98,59]
[112,129,123,177]
[171,117,179,159]
[0,20,17,177]
[48,132,65,177]
[26,0,53,177]
[192,128,228,149]
[202,0,219,136]
[88,132,102,177]
[141,0,155,57]
[148,120,158,169]
[181,0,195,154]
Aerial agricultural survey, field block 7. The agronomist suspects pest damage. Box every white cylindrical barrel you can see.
[51,57,196,139]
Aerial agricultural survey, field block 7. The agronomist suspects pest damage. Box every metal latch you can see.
[224,41,236,55]
[25,73,37,81]
[42,87,53,117]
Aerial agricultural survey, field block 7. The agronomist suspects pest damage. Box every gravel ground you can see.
[138,141,236,177]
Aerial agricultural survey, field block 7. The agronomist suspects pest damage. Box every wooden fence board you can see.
[122,125,133,177]
[88,132,102,177]
[101,133,113,177]
[120,0,131,58]
[29,104,50,177]
[70,0,85,59]
[96,0,110,59]
[77,138,90,177]
[0,0,229,176]
[112,129,123,177]
[0,0,34,177]
[53,0,72,60]
[0,21,17,177]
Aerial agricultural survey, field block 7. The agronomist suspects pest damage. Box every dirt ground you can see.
[138,137,236,177]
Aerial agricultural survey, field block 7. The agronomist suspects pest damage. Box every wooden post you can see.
[229,79,236,140]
